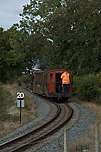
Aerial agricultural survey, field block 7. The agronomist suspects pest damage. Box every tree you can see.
[0,26,27,81]
[18,0,101,73]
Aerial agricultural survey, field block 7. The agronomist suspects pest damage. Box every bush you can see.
[73,74,100,101]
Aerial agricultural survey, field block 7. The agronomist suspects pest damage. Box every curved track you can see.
[0,100,73,152]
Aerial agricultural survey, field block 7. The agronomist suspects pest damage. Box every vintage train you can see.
[27,69,72,101]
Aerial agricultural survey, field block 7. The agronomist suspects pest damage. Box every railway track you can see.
[0,100,73,152]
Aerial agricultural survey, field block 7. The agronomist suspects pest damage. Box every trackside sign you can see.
[16,92,25,108]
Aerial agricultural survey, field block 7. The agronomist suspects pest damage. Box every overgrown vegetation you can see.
[0,83,37,137]
[0,86,14,121]
[73,74,101,101]
[0,83,36,121]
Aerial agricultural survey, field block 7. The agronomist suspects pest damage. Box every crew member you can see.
[61,71,71,97]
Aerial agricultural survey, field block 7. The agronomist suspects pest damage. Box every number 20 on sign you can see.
[17,92,24,99]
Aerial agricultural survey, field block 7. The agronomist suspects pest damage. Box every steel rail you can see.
[0,101,73,152]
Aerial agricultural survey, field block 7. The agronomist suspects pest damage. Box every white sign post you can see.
[16,92,24,124]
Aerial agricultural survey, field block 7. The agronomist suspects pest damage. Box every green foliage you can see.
[79,76,99,100]
[73,74,101,101]
[18,0,101,73]
[0,26,27,82]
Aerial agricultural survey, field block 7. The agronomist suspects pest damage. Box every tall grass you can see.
[0,86,15,121]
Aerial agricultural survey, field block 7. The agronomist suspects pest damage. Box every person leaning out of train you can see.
[61,71,71,97]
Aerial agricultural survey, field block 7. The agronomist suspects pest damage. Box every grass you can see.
[0,83,37,137]
[0,86,14,121]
